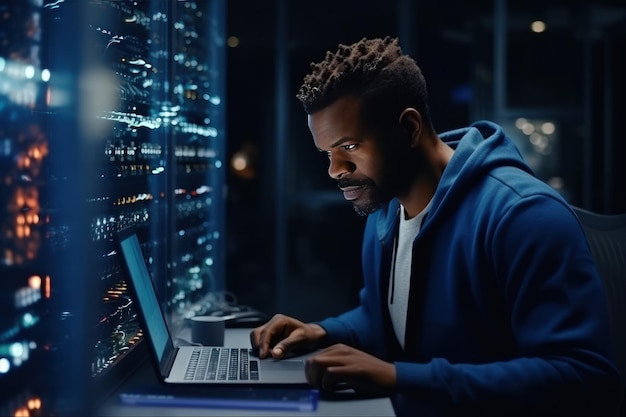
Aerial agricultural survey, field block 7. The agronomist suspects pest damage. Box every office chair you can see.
[572,206,626,416]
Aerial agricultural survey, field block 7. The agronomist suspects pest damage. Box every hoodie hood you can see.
[375,120,535,240]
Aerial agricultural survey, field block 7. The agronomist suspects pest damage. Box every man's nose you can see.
[328,154,355,179]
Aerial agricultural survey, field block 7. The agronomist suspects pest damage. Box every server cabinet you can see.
[0,0,226,414]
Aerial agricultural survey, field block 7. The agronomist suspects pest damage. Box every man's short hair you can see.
[296,36,433,133]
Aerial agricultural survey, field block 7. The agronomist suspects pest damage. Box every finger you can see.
[250,315,277,358]
[271,330,303,359]
[305,344,352,365]
[321,366,351,392]
[305,356,326,389]
[257,327,274,358]
[252,324,276,359]
[255,315,289,358]
[304,350,347,388]
[271,345,285,359]
[249,327,264,357]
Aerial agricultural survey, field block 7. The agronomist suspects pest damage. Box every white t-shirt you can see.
[388,203,430,349]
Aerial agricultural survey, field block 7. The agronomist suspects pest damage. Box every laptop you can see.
[116,228,309,386]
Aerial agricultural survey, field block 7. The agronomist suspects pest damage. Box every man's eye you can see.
[324,144,356,158]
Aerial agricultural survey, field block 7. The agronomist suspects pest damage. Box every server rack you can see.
[0,0,226,414]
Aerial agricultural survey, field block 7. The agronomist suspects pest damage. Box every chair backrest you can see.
[572,206,626,416]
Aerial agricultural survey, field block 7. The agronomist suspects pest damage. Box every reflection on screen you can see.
[119,233,168,362]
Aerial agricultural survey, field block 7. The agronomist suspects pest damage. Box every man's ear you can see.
[398,108,423,148]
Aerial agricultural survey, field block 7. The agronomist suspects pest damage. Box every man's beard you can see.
[353,201,378,216]
[337,177,391,216]
[350,185,389,216]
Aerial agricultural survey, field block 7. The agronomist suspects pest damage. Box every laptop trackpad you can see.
[260,359,305,372]
[257,359,308,384]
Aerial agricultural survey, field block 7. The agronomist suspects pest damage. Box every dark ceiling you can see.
[224,0,626,139]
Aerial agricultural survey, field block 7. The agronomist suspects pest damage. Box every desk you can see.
[97,328,396,416]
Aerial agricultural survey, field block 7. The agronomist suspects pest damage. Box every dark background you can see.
[223,0,626,321]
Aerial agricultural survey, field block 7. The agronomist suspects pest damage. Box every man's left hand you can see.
[305,343,396,397]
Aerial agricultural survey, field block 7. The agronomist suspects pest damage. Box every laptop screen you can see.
[118,230,171,366]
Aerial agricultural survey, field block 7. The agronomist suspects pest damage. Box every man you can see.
[250,37,620,416]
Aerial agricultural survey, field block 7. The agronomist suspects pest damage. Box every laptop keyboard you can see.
[185,347,259,381]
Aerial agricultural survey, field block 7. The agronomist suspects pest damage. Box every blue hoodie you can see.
[317,121,620,416]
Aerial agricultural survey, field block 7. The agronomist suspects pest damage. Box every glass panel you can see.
[0,0,226,414]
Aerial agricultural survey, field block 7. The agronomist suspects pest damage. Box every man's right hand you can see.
[249,314,327,359]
